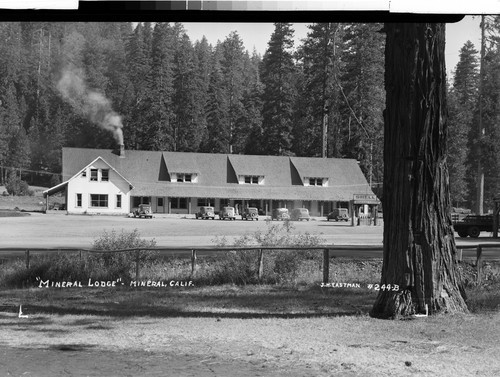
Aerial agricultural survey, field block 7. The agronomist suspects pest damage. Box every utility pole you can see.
[476,15,486,215]
[322,23,338,158]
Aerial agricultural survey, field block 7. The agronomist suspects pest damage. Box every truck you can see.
[452,214,496,238]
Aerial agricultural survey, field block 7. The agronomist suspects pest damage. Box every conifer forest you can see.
[0,20,499,211]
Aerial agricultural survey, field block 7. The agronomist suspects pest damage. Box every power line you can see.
[0,166,61,177]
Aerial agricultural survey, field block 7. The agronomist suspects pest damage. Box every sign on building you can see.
[353,194,380,205]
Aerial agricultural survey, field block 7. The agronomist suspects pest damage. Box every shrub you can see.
[5,173,32,196]
[0,252,88,288]
[0,229,157,288]
[90,229,157,281]
[209,219,326,285]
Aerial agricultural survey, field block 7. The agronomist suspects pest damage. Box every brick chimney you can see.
[119,144,125,158]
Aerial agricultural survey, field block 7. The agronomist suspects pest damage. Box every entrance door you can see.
[157,197,165,213]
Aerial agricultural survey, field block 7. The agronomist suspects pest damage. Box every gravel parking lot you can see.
[0,213,384,249]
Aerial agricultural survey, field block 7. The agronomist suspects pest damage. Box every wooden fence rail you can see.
[2,244,499,284]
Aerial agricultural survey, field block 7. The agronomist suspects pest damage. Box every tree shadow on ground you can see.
[0,285,377,319]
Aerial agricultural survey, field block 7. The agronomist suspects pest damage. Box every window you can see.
[175,173,194,183]
[90,194,108,207]
[101,169,109,181]
[116,195,122,208]
[157,197,164,207]
[197,198,215,206]
[171,197,188,209]
[90,169,98,181]
[244,175,260,184]
[76,194,82,207]
[308,178,324,186]
[81,170,86,177]
[132,196,151,207]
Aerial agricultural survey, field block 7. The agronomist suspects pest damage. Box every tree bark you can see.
[370,23,468,319]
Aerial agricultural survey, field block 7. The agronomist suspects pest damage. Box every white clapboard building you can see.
[43,146,378,216]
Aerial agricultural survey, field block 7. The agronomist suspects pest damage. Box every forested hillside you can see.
[0,22,386,190]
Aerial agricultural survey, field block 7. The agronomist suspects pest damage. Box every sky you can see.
[183,16,482,80]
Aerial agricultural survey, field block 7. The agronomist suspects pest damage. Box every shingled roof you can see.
[62,148,376,201]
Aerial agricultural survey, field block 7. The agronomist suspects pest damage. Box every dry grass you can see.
[1,258,499,376]
[0,285,499,376]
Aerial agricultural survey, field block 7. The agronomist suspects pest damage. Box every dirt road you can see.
[1,309,499,377]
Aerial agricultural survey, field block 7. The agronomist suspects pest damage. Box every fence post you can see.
[257,249,264,281]
[26,250,30,269]
[323,248,330,284]
[476,244,482,283]
[135,250,140,281]
[457,248,463,263]
[191,250,197,277]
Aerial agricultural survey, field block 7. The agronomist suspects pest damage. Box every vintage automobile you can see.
[133,204,153,219]
[271,208,290,221]
[453,214,495,238]
[219,206,236,220]
[290,208,311,221]
[195,206,215,220]
[327,208,350,222]
[241,207,259,221]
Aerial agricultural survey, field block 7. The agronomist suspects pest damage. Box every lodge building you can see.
[43,146,378,217]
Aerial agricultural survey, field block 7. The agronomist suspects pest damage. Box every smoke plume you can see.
[57,67,124,145]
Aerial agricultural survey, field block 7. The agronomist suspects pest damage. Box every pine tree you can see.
[200,43,230,153]
[293,23,343,158]
[478,21,500,211]
[193,37,212,152]
[126,23,153,149]
[260,23,297,156]
[242,49,264,155]
[173,33,203,152]
[220,31,246,154]
[447,41,479,207]
[339,23,385,187]
[147,22,175,151]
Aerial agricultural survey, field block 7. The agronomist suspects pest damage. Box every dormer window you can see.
[245,176,259,184]
[309,178,323,186]
[241,175,263,185]
[171,173,197,183]
[90,169,98,181]
[305,177,327,186]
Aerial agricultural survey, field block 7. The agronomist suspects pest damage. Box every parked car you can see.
[272,208,290,221]
[290,208,311,221]
[327,208,350,222]
[241,207,259,221]
[133,204,153,219]
[195,206,215,220]
[219,206,236,220]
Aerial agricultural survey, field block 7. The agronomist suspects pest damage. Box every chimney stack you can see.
[119,144,125,158]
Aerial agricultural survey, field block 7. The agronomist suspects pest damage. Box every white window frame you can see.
[90,169,98,182]
[90,194,108,208]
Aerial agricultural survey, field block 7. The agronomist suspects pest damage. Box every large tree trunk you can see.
[370,23,468,319]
